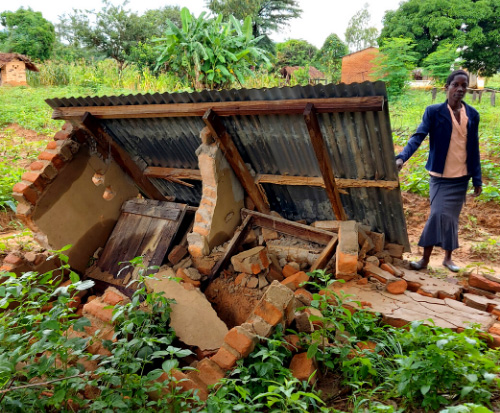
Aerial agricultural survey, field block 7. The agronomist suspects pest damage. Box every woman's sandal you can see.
[443,262,460,272]
[410,260,428,271]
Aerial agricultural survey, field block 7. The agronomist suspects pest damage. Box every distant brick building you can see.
[341,47,379,84]
[0,53,38,86]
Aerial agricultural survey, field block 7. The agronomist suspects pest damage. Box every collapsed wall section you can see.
[188,130,244,257]
[13,123,139,272]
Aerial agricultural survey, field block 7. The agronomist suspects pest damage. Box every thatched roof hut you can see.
[0,53,38,86]
[280,66,326,84]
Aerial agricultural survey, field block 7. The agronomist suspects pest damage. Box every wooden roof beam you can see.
[304,103,347,221]
[143,167,399,190]
[80,112,167,201]
[203,109,271,214]
[51,96,384,120]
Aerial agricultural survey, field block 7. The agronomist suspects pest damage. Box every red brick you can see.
[289,353,317,384]
[386,279,407,295]
[3,253,23,266]
[0,264,15,273]
[21,171,45,191]
[54,130,70,141]
[488,323,500,336]
[168,245,188,265]
[357,277,368,285]
[486,334,500,349]
[294,288,313,306]
[281,271,309,291]
[282,264,299,278]
[224,327,256,357]
[283,334,302,353]
[176,268,201,288]
[38,152,65,169]
[469,274,500,293]
[29,161,44,171]
[193,225,210,237]
[102,288,126,306]
[46,141,58,149]
[170,370,208,401]
[211,344,239,370]
[195,348,218,360]
[194,358,225,386]
[83,300,114,323]
[234,273,248,286]
[253,300,283,326]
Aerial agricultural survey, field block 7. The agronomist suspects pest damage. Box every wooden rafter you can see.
[80,112,166,201]
[241,209,335,245]
[203,109,270,214]
[143,167,399,190]
[52,96,384,120]
[303,103,347,221]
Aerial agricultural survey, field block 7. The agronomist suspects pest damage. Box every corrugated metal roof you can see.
[47,82,409,249]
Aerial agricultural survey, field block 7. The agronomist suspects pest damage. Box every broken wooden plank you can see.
[207,215,253,284]
[143,168,399,191]
[203,109,270,214]
[303,103,347,221]
[80,113,166,200]
[88,200,187,286]
[241,209,335,245]
[310,235,338,271]
[121,199,183,220]
[256,174,399,190]
[52,96,385,120]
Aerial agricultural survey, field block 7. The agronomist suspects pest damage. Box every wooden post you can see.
[303,103,347,221]
[492,91,496,107]
[203,109,270,214]
[81,112,166,200]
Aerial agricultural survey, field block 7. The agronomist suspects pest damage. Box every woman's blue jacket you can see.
[395,100,482,187]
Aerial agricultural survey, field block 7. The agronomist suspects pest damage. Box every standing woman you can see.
[395,70,482,272]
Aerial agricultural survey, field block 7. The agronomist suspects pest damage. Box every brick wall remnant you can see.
[13,122,140,272]
[188,128,244,257]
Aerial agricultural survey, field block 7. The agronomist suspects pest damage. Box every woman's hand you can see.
[473,186,482,197]
[396,158,404,172]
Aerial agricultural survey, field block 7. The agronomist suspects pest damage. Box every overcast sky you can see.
[1,0,403,48]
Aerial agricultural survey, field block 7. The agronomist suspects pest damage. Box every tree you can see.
[58,2,181,71]
[206,0,301,51]
[422,42,463,85]
[344,4,378,53]
[0,8,55,60]
[379,0,500,76]
[155,8,270,89]
[276,39,317,67]
[374,37,418,98]
[315,33,348,82]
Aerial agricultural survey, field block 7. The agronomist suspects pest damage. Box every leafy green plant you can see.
[155,7,271,89]
[0,246,94,411]
[205,328,325,413]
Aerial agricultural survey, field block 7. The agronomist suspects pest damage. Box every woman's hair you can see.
[446,70,469,86]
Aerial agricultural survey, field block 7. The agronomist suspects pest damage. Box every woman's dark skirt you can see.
[418,175,470,251]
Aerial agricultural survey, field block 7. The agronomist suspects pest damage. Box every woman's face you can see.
[445,74,469,102]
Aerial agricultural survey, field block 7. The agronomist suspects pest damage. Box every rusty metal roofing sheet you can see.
[47,82,409,248]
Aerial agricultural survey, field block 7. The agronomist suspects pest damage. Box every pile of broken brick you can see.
[2,215,500,404]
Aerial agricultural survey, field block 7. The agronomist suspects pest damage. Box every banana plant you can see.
[155,7,270,89]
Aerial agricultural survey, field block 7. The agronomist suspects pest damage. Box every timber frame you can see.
[51,95,393,221]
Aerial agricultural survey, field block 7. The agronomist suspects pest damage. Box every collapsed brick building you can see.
[5,81,500,399]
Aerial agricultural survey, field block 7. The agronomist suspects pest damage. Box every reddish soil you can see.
[402,191,500,273]
[204,270,263,329]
